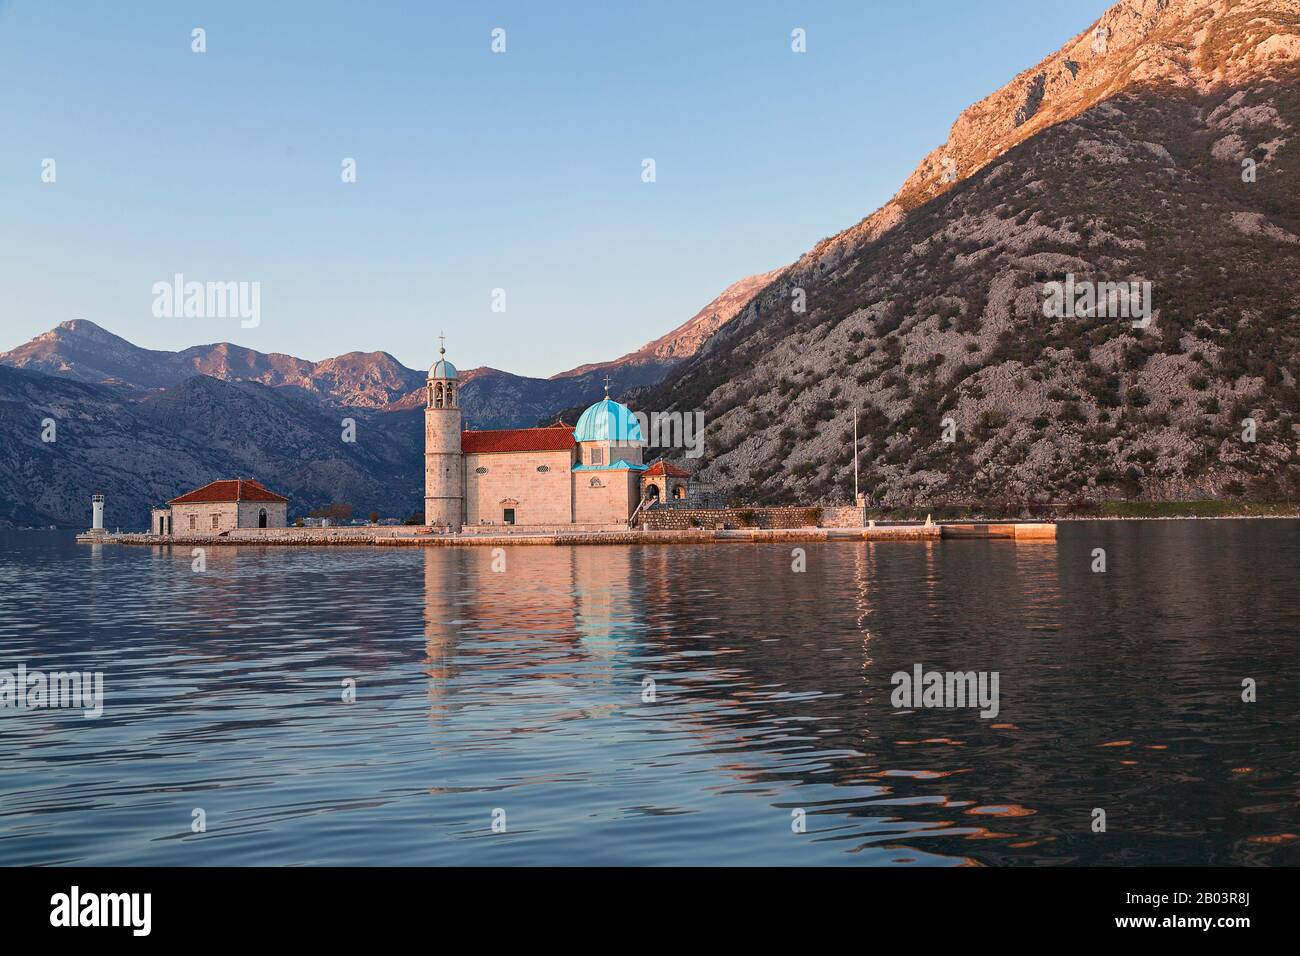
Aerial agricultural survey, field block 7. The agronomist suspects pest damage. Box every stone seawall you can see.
[639,505,863,531]
[78,524,945,548]
[381,526,941,546]
[79,529,388,547]
[77,522,1054,548]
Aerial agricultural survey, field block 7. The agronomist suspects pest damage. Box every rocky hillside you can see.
[644,0,1300,506]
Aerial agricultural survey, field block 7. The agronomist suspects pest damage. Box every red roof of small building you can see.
[169,479,289,505]
[462,424,576,454]
[643,460,691,478]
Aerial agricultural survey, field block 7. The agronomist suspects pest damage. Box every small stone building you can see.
[153,479,289,535]
[641,460,692,503]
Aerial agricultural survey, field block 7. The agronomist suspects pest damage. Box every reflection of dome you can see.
[573,398,642,443]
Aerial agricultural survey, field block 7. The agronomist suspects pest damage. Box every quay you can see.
[75,521,1056,547]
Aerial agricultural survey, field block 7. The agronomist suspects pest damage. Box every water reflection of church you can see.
[421,547,654,709]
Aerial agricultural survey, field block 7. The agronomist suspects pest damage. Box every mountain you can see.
[643,0,1300,506]
[0,365,423,528]
[0,320,427,409]
[550,269,784,380]
[0,269,778,430]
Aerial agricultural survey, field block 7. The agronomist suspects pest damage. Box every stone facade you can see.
[642,474,688,502]
[574,469,641,524]
[168,500,288,534]
[462,450,645,527]
[150,508,173,535]
[424,365,464,530]
[465,449,575,526]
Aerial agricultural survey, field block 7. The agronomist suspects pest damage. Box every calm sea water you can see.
[1,523,1296,866]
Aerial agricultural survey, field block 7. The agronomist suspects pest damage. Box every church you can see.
[423,341,689,530]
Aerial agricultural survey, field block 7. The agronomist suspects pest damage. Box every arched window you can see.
[446,384,455,407]
[434,383,444,408]
[259,508,268,528]
[672,485,686,500]
[590,477,604,488]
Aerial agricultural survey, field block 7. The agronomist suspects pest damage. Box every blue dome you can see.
[574,398,643,443]
[429,352,457,379]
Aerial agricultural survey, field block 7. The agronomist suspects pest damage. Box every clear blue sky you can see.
[0,0,1109,377]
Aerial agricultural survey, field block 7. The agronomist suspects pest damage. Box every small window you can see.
[211,514,220,529]
[673,485,686,499]
[537,465,549,473]
[503,508,516,525]
[591,447,604,465]
[189,514,196,531]
[590,477,604,488]
[475,466,488,475]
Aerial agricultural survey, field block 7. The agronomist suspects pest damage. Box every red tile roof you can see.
[643,460,691,478]
[169,479,289,505]
[462,424,576,454]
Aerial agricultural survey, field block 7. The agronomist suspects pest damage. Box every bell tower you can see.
[424,334,463,530]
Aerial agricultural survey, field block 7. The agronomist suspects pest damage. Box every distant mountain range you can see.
[0,271,776,527]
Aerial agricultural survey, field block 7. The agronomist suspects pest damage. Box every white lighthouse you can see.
[424,335,463,530]
[91,493,105,533]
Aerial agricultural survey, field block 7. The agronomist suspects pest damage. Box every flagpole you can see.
[853,409,860,503]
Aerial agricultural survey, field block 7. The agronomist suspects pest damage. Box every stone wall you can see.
[650,487,728,509]
[237,501,287,529]
[574,468,640,524]
[639,504,863,530]
[465,448,575,526]
[81,523,937,548]
[172,501,239,534]
[169,501,286,533]
[424,395,463,529]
